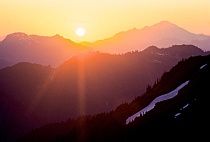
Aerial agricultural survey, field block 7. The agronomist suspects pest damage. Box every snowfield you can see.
[126,80,189,124]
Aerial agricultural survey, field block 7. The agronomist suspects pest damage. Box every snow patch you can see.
[174,103,189,118]
[126,80,189,125]
[157,53,164,56]
[200,64,207,70]
[153,60,162,63]
[174,112,181,118]
[181,103,189,110]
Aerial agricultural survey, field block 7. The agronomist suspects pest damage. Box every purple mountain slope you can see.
[0,33,91,67]
[80,21,210,53]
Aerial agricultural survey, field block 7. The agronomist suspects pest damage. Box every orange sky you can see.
[0,0,210,42]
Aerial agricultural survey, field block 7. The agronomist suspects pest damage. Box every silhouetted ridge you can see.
[0,59,13,69]
[18,53,210,142]
[2,32,33,45]
[1,45,209,141]
[142,45,159,52]
[152,21,178,28]
[5,32,30,39]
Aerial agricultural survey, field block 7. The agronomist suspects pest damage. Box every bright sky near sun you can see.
[0,0,210,42]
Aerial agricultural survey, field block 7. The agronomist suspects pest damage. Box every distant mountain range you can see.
[0,33,90,68]
[80,21,210,53]
[1,21,210,69]
[18,50,210,142]
[0,44,209,141]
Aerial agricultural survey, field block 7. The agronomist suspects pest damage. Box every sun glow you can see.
[76,28,85,37]
[1,1,210,42]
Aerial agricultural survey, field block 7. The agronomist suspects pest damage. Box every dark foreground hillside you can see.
[18,54,210,141]
[1,45,208,142]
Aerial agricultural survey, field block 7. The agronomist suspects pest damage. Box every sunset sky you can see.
[0,0,210,42]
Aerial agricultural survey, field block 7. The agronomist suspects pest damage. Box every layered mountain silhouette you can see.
[0,33,90,68]
[1,21,210,141]
[0,44,209,141]
[18,50,210,142]
[1,21,210,70]
[80,21,210,53]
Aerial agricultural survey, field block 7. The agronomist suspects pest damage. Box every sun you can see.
[75,28,85,37]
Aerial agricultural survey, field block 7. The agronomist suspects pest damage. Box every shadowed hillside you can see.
[0,44,209,141]
[18,53,210,142]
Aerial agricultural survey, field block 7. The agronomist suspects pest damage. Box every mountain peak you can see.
[7,32,29,37]
[3,32,32,42]
[157,20,174,25]
[5,32,29,39]
[52,34,63,38]
[151,21,178,29]
[143,45,159,52]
